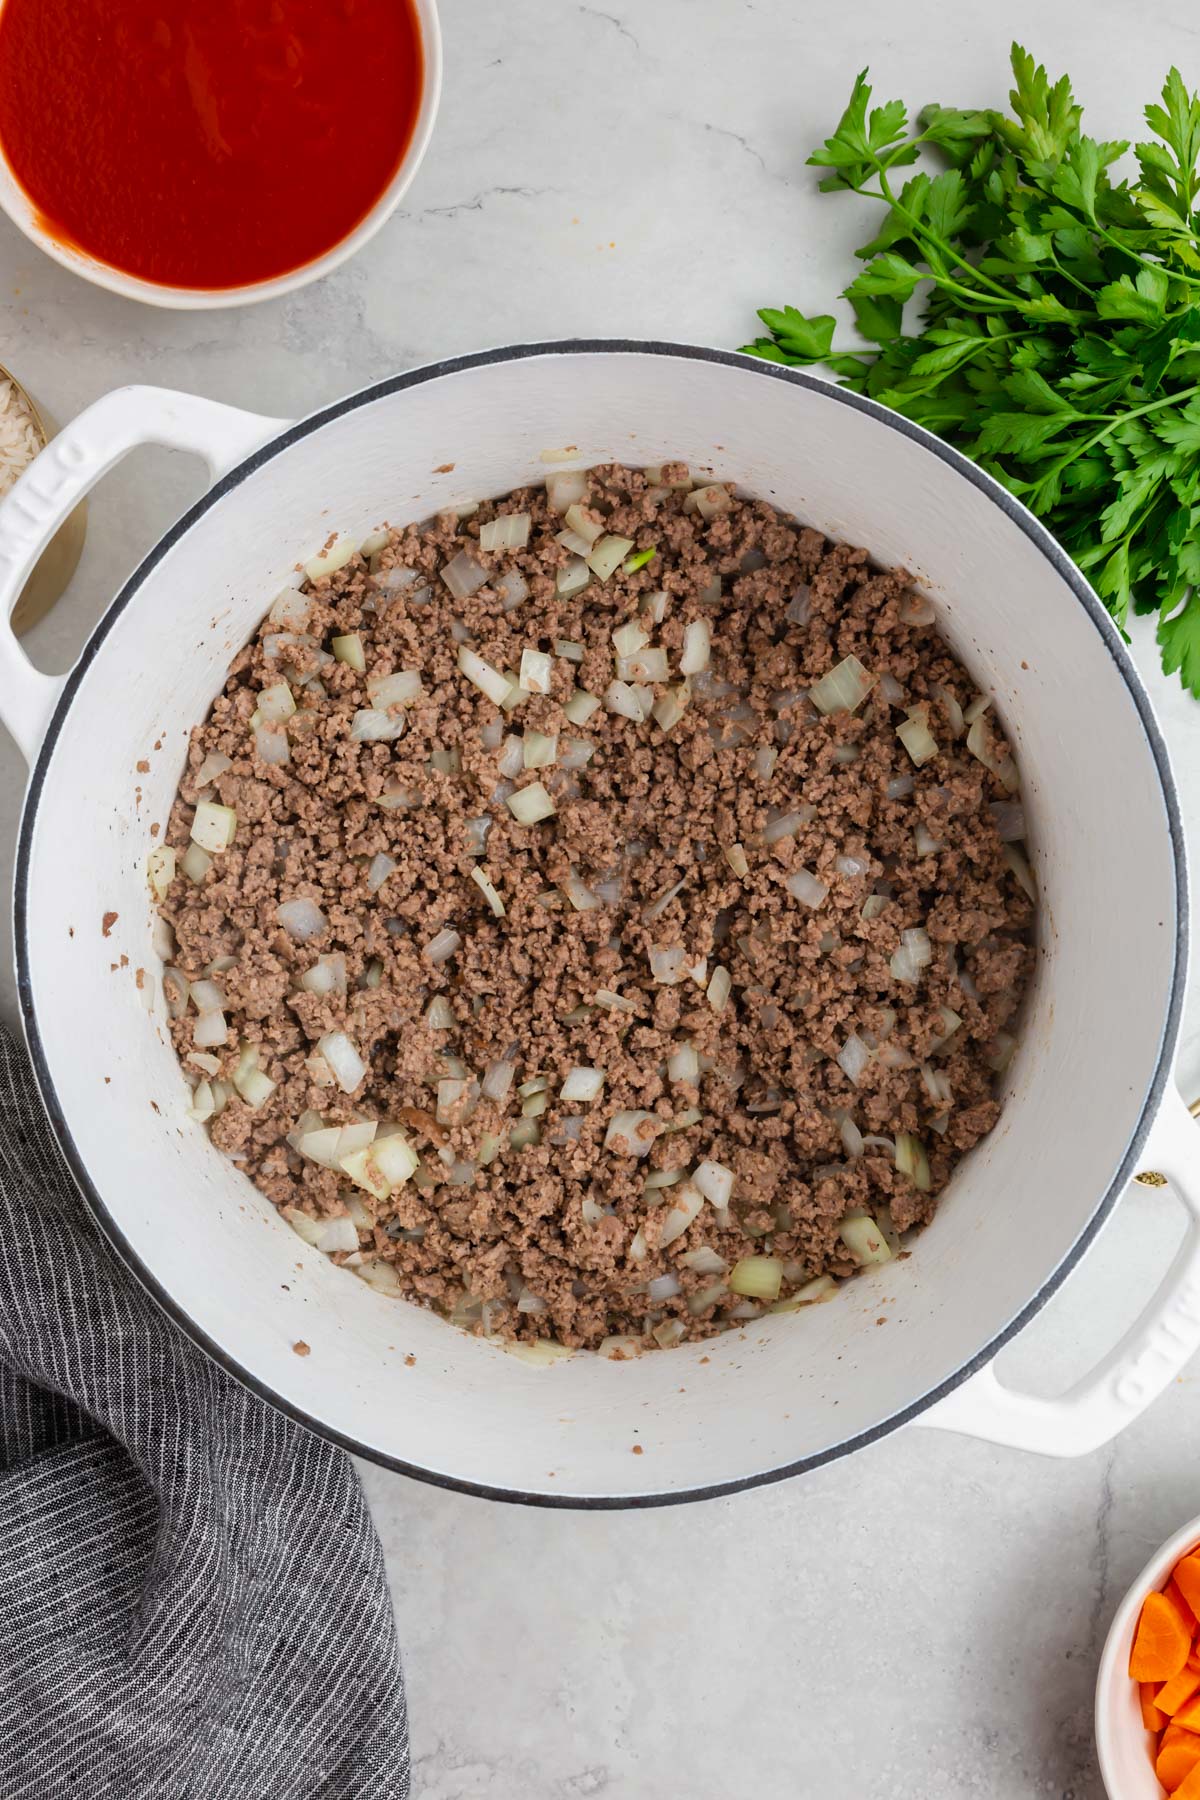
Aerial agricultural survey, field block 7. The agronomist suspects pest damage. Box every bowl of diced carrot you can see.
[1097,1519,1200,1796]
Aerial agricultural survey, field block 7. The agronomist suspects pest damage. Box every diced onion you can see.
[318,1030,367,1093]
[861,894,888,921]
[163,967,190,1020]
[934,684,965,738]
[808,655,876,716]
[368,853,395,893]
[890,926,932,985]
[561,1066,605,1103]
[441,549,489,600]
[649,945,687,985]
[546,470,588,512]
[897,715,939,767]
[351,709,406,742]
[648,1272,682,1302]
[254,725,290,765]
[693,484,732,520]
[667,1042,699,1084]
[1002,841,1037,900]
[425,927,461,964]
[729,1255,782,1299]
[587,535,634,581]
[304,534,358,581]
[258,681,297,725]
[332,633,366,673]
[914,825,940,857]
[559,737,594,771]
[764,806,815,845]
[268,586,311,629]
[967,712,1019,791]
[613,619,650,658]
[693,1159,733,1210]
[659,1182,704,1246]
[277,897,327,940]
[367,669,424,710]
[990,801,1026,841]
[458,646,510,706]
[706,966,731,1013]
[839,1214,893,1265]
[651,686,689,732]
[470,866,506,917]
[191,801,237,853]
[723,842,749,878]
[605,679,650,722]
[193,750,233,790]
[557,555,591,598]
[679,619,710,676]
[595,988,638,1014]
[519,648,554,694]
[886,773,914,800]
[148,846,176,900]
[564,688,602,726]
[558,527,596,558]
[599,1334,641,1359]
[837,1033,872,1085]
[985,1031,1017,1073]
[564,502,603,546]
[300,953,347,996]
[555,638,584,661]
[190,977,225,1015]
[479,512,530,551]
[786,867,828,909]
[182,842,212,884]
[605,1110,660,1158]
[895,1132,932,1191]
[194,1009,228,1049]
[839,1113,865,1158]
[507,782,556,824]
[523,731,558,769]
[497,568,529,611]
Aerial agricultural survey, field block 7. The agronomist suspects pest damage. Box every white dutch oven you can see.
[2,343,1199,1507]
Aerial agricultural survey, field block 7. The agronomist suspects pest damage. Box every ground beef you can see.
[157,463,1034,1352]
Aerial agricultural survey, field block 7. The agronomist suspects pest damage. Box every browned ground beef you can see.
[157,463,1033,1352]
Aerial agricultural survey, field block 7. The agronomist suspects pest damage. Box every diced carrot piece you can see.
[1173,1555,1200,1621]
[1170,1751,1200,1798]
[1131,1591,1193,1682]
[1160,1737,1200,1793]
[1145,1682,1170,1729]
[1159,1670,1200,1715]
[1176,1693,1200,1732]
[1165,1749,1200,1792]
[1170,1578,1200,1636]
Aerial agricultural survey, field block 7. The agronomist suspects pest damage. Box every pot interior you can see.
[16,347,1182,1501]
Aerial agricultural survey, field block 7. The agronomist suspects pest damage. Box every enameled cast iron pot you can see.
[2,342,1199,1507]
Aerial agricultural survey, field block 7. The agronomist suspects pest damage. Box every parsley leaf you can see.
[740,44,1200,696]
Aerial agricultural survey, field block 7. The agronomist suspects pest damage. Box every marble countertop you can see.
[3,2,1200,1793]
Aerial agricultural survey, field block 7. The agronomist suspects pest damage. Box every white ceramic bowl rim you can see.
[12,341,1191,1507]
[0,0,442,310]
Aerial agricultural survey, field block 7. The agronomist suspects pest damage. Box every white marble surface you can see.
[3,1,1200,1793]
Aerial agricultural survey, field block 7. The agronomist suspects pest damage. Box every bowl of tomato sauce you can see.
[0,0,441,307]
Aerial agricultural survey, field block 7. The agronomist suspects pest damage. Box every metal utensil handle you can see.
[918,1086,1200,1456]
[0,384,290,763]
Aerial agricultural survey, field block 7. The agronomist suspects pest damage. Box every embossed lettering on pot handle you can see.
[919,1087,1200,1456]
[0,384,290,764]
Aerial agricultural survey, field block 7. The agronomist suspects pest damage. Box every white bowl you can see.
[0,0,442,310]
[1096,1513,1200,1797]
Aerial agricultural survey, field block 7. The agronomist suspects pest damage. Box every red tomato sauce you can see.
[0,0,424,290]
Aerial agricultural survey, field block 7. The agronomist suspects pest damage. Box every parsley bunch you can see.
[741,46,1200,695]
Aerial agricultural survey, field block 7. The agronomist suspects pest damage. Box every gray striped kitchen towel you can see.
[0,1026,409,1799]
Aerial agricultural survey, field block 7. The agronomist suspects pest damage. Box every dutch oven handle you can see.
[0,384,291,763]
[919,1086,1200,1456]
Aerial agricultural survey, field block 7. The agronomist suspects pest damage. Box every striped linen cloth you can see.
[0,1027,409,1798]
